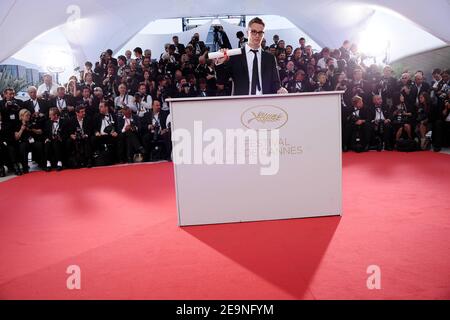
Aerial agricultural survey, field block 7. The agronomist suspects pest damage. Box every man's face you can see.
[354,71,363,81]
[383,68,392,77]
[415,75,423,86]
[58,88,65,97]
[373,96,383,106]
[83,89,90,98]
[442,73,449,82]
[5,90,14,100]
[139,85,146,95]
[286,61,294,71]
[152,101,161,113]
[300,39,305,47]
[356,100,364,109]
[77,109,86,119]
[125,51,131,59]
[94,90,103,98]
[247,23,264,49]
[44,76,52,85]
[99,104,108,114]
[119,86,126,95]
[173,37,179,44]
[28,89,37,100]
[49,111,58,121]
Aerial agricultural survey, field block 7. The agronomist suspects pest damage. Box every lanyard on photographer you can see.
[375,108,384,120]
[153,114,160,127]
[32,99,39,112]
[136,102,144,113]
[104,114,112,127]
[121,95,128,105]
[78,119,84,136]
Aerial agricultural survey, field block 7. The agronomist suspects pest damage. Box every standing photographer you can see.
[141,100,169,161]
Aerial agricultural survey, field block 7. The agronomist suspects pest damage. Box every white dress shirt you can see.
[245,44,263,96]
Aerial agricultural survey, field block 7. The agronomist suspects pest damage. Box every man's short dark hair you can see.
[85,61,93,68]
[106,49,113,56]
[432,68,442,75]
[82,86,91,92]
[299,37,306,41]
[76,105,86,113]
[236,31,244,38]
[49,107,60,116]
[134,47,143,55]
[118,55,126,63]
[248,17,265,28]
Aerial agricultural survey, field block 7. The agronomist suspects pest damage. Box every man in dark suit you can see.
[410,72,431,106]
[92,101,119,156]
[367,95,394,151]
[117,106,145,163]
[141,100,170,161]
[343,95,372,152]
[44,107,69,171]
[215,17,287,96]
[23,86,49,118]
[172,36,186,55]
[66,105,94,168]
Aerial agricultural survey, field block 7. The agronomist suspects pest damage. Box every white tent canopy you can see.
[1,0,448,81]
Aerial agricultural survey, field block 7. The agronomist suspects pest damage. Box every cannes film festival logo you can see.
[241,105,288,130]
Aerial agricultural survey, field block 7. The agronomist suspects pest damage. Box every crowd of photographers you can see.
[0,31,449,177]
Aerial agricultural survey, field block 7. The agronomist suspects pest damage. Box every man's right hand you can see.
[214,49,229,66]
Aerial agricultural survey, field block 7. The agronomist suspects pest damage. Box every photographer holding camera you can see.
[44,107,69,171]
[114,83,135,114]
[50,86,75,120]
[392,92,415,144]
[368,95,393,151]
[343,95,371,152]
[66,105,93,168]
[0,88,23,126]
[117,106,145,163]
[92,101,120,163]
[37,74,58,99]
[141,100,169,161]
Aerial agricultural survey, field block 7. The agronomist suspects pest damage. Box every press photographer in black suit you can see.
[215,17,287,96]
[92,101,120,160]
[44,107,69,171]
[23,86,49,119]
[66,105,94,168]
[141,100,170,161]
[343,95,371,152]
[367,95,394,151]
[117,106,145,163]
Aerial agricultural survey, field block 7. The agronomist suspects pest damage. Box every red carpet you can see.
[0,152,449,300]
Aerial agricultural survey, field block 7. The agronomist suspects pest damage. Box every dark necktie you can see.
[250,49,261,95]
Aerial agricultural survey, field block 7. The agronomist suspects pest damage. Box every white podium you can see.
[167,92,343,226]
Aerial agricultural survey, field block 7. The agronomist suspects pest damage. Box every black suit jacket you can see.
[67,117,94,137]
[23,98,49,117]
[216,47,281,96]
[141,110,169,133]
[117,114,141,133]
[367,105,392,122]
[93,113,118,134]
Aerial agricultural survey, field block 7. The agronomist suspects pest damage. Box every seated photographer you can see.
[50,86,76,120]
[286,70,312,93]
[24,86,49,119]
[44,107,69,172]
[66,105,94,168]
[313,72,333,92]
[391,92,415,144]
[117,106,145,163]
[368,95,393,151]
[343,95,371,152]
[114,83,136,113]
[12,109,45,173]
[92,101,120,161]
[141,100,170,161]
[415,92,432,150]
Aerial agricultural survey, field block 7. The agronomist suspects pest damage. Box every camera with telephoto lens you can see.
[104,124,115,135]
[152,123,160,142]
[373,119,384,135]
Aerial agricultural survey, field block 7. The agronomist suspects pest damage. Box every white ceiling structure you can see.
[0,0,448,81]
